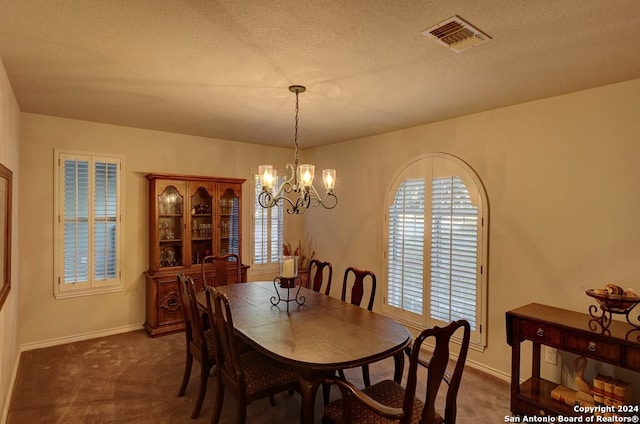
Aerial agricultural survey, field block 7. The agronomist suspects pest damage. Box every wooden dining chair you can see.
[176,273,216,419]
[341,266,376,311]
[339,267,377,386]
[201,253,241,287]
[308,259,333,295]
[204,286,300,424]
[323,320,471,424]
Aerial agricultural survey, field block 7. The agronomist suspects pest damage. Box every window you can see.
[383,153,488,348]
[54,151,123,298]
[252,173,284,269]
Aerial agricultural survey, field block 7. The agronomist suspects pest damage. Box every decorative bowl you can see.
[585,289,640,313]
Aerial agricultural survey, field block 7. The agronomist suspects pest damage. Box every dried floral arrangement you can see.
[283,238,316,270]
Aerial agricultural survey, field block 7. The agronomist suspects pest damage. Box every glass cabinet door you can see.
[190,186,213,265]
[218,187,240,255]
[158,185,184,268]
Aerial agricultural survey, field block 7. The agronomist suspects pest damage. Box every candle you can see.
[282,258,295,278]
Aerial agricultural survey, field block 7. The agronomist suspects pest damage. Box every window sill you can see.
[383,312,486,353]
[54,285,124,299]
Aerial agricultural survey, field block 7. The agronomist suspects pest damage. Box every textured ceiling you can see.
[1,0,640,148]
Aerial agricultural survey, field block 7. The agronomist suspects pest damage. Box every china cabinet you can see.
[144,173,246,337]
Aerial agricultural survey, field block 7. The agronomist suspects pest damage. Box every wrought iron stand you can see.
[271,276,306,312]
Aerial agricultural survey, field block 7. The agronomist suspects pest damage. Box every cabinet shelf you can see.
[517,377,573,416]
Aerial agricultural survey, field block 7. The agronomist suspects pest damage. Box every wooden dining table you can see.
[196,281,412,424]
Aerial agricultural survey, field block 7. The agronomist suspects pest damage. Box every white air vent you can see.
[423,15,491,53]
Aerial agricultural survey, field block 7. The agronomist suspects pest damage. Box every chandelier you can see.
[258,85,337,214]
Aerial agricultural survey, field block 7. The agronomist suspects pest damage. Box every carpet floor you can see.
[7,329,511,423]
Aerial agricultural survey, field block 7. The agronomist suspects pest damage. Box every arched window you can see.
[383,153,488,349]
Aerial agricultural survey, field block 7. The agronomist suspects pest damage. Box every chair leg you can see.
[337,369,346,380]
[191,361,209,419]
[322,381,331,405]
[362,364,371,387]
[211,378,224,424]
[177,351,193,397]
[237,394,247,424]
[269,394,276,406]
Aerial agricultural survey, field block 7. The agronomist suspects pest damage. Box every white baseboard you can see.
[20,323,144,352]
[465,357,511,383]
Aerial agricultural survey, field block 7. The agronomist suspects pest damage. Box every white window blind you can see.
[55,151,122,297]
[63,159,90,284]
[430,176,478,330]
[93,161,118,281]
[253,174,284,266]
[383,153,487,349]
[387,179,425,314]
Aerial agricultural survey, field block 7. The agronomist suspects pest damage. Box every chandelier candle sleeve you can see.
[323,169,336,191]
[259,165,275,190]
[298,165,315,189]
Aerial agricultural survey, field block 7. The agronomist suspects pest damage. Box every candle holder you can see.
[271,256,306,312]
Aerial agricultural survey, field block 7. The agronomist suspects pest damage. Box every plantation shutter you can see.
[59,153,121,291]
[229,198,240,255]
[253,174,284,265]
[387,179,425,314]
[63,158,90,284]
[269,185,284,262]
[430,176,478,329]
[93,160,118,281]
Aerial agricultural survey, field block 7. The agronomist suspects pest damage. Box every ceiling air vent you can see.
[422,15,491,53]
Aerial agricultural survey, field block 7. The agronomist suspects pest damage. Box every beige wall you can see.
[0,60,20,420]
[11,73,640,394]
[17,114,293,347]
[303,78,640,379]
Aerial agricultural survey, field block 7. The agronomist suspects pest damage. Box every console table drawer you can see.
[566,334,621,362]
[520,320,563,346]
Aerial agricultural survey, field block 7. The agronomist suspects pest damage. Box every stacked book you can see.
[593,373,632,417]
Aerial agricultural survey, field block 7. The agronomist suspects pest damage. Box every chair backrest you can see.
[204,286,244,389]
[341,267,376,311]
[177,273,206,350]
[405,320,471,424]
[201,253,241,287]
[308,259,333,295]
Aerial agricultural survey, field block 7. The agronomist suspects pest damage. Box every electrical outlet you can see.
[544,346,557,365]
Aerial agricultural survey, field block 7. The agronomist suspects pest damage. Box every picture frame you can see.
[0,163,12,311]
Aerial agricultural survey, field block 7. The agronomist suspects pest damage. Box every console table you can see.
[506,303,640,417]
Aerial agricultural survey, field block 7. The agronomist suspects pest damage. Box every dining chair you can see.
[176,273,216,419]
[341,266,376,311]
[322,319,471,424]
[201,253,241,287]
[308,259,333,295]
[339,267,377,386]
[204,286,300,424]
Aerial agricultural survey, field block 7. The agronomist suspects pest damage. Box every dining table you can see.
[196,280,412,424]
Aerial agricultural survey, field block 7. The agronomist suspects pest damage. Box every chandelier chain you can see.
[293,89,300,169]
